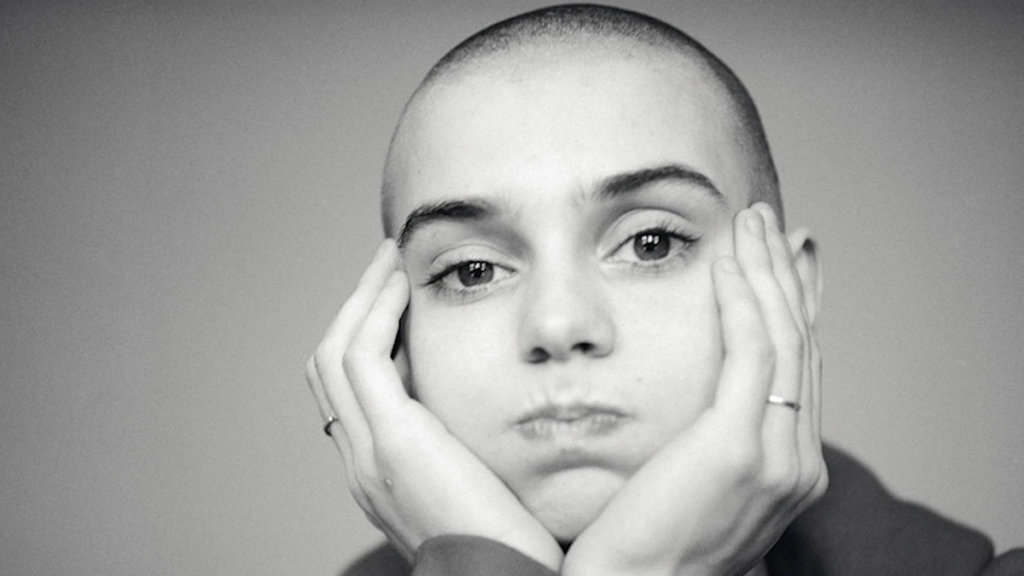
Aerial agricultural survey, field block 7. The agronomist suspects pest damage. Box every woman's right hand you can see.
[305,240,563,571]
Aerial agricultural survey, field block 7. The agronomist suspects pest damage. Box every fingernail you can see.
[745,211,763,235]
[754,204,777,230]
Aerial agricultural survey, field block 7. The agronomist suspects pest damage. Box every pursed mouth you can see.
[514,405,628,440]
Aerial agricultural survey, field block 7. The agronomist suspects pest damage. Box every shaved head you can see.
[382,4,782,234]
[376,5,804,542]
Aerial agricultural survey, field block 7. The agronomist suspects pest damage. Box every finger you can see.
[305,354,337,426]
[345,269,412,434]
[316,240,401,456]
[734,209,802,403]
[783,336,824,512]
[753,204,818,489]
[316,339,373,464]
[756,206,829,514]
[307,356,372,513]
[809,333,823,450]
[306,357,351,458]
[794,332,817,485]
[323,240,401,341]
[749,206,809,409]
[733,208,805,505]
[752,204,806,326]
[711,256,774,435]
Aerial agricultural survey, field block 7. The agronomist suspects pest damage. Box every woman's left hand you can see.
[563,204,827,576]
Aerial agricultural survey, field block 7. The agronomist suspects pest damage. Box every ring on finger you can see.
[323,415,340,437]
[767,394,801,412]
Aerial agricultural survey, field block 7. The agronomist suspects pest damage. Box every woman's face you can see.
[388,51,755,541]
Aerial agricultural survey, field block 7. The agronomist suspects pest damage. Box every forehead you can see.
[385,48,751,230]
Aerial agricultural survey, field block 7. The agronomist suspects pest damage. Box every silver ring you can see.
[323,415,340,437]
[767,395,801,412]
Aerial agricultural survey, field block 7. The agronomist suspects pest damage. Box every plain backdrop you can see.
[2,1,1022,575]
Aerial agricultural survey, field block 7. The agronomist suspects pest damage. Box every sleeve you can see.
[766,444,1021,576]
[980,548,1024,576]
[341,536,559,576]
[412,535,559,576]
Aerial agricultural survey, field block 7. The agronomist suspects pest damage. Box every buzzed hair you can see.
[382,3,782,233]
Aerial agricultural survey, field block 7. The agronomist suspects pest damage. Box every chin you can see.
[518,467,627,544]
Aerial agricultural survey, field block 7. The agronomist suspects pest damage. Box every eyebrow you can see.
[397,198,496,248]
[396,163,724,248]
[597,163,724,202]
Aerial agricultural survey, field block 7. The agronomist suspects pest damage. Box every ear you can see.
[786,227,823,326]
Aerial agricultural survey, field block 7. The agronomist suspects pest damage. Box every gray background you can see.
[2,1,1021,574]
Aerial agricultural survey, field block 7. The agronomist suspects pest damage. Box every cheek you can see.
[403,293,518,428]
[614,267,722,426]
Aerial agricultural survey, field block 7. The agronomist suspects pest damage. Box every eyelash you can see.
[611,221,699,271]
[421,221,699,301]
[422,260,514,302]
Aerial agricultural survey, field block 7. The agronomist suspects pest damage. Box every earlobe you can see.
[786,227,822,325]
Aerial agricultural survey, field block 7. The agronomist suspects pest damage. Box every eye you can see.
[425,259,514,301]
[456,261,494,286]
[610,226,696,266]
[633,231,671,261]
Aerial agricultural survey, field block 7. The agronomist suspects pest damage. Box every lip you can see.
[513,403,629,440]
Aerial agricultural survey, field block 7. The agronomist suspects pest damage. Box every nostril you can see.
[573,342,596,354]
[527,347,550,363]
[526,341,600,363]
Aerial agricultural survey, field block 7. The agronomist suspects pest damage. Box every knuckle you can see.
[314,343,337,374]
[810,462,830,500]
[341,349,354,374]
[763,460,801,496]
[797,459,819,490]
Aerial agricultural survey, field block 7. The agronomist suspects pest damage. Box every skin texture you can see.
[392,48,760,538]
[307,45,827,576]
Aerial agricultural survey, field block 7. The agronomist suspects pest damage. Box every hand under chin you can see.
[518,466,629,543]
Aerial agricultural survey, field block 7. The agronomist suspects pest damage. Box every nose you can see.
[517,260,615,363]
